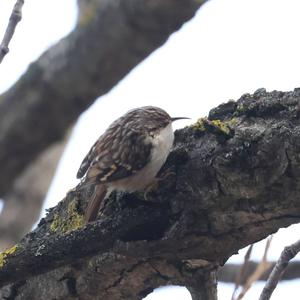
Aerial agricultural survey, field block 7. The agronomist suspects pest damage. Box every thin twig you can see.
[236,236,272,300]
[0,0,25,64]
[259,239,300,300]
[231,244,253,300]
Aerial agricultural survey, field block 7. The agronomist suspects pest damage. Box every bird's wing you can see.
[76,139,100,179]
[76,128,152,183]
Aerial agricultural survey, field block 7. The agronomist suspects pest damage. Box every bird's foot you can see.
[157,167,176,181]
[143,168,175,201]
[143,179,159,201]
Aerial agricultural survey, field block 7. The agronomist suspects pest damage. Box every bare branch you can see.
[259,239,300,300]
[0,0,24,64]
[219,261,300,283]
[235,237,272,300]
[187,270,218,300]
[0,137,67,251]
[231,245,253,300]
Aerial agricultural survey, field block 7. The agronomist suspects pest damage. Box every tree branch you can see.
[0,0,24,63]
[0,89,300,298]
[187,270,217,300]
[233,238,272,300]
[218,261,300,283]
[0,137,67,250]
[0,0,206,198]
[259,239,300,300]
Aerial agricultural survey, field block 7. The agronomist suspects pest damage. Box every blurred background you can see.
[0,0,299,299]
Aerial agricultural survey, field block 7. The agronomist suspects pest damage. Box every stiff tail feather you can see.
[84,184,107,224]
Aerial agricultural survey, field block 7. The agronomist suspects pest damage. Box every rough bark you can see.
[0,89,300,299]
[0,0,206,198]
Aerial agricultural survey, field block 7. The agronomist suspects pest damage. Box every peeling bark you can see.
[0,89,300,299]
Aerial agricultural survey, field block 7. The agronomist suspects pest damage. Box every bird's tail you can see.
[84,184,107,224]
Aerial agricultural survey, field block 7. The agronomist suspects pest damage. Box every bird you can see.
[76,106,188,223]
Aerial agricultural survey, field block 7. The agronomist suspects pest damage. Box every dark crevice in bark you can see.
[60,277,78,297]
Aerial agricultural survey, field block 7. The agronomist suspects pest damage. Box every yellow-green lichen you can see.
[0,245,18,268]
[236,103,246,113]
[50,200,84,234]
[190,117,207,131]
[191,117,238,136]
[226,117,238,126]
[210,119,231,135]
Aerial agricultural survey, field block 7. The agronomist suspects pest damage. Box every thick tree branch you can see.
[0,0,24,63]
[187,270,217,300]
[0,89,300,299]
[0,137,67,250]
[0,0,206,197]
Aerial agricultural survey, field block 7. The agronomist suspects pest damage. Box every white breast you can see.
[148,123,174,179]
[109,123,174,192]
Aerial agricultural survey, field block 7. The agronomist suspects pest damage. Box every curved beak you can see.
[171,117,190,122]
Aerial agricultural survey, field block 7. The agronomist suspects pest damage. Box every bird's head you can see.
[128,106,189,134]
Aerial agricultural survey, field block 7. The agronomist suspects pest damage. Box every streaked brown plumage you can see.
[77,106,187,223]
